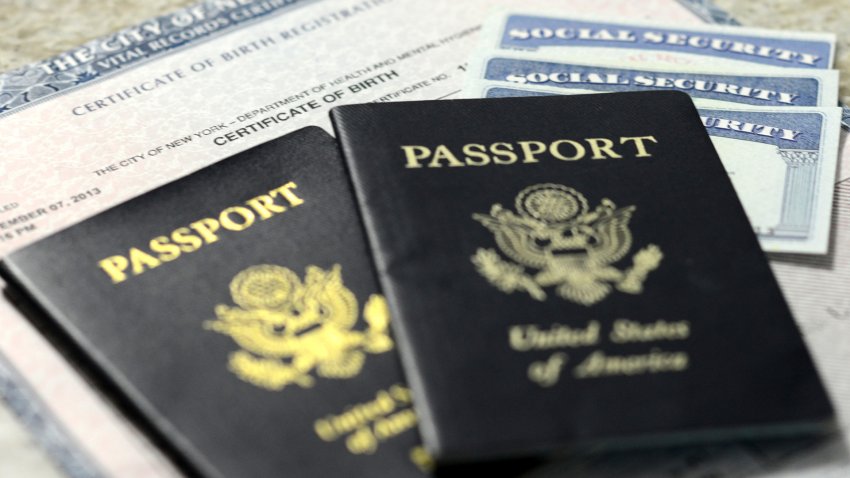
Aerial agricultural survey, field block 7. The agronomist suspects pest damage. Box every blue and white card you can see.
[465,82,841,254]
[477,11,848,126]
[700,106,841,254]
[467,53,839,108]
[481,12,836,69]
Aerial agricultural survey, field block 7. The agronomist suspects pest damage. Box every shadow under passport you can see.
[516,433,849,477]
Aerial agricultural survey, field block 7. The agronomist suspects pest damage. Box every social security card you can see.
[701,106,841,254]
[481,12,836,69]
[477,12,848,128]
[465,82,841,254]
[468,53,839,108]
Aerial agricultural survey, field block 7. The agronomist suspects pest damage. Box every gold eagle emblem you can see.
[205,264,393,390]
[472,184,663,306]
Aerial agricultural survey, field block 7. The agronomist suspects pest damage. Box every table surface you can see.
[0,0,847,476]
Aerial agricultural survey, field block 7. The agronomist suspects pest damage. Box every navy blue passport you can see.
[1,127,428,478]
[330,92,834,463]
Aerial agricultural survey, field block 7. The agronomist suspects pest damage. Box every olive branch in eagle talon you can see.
[204,264,393,391]
[471,184,663,306]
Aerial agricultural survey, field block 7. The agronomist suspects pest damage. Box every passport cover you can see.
[330,92,835,462]
[0,127,428,478]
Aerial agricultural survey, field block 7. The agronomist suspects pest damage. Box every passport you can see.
[0,127,428,478]
[330,92,835,463]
